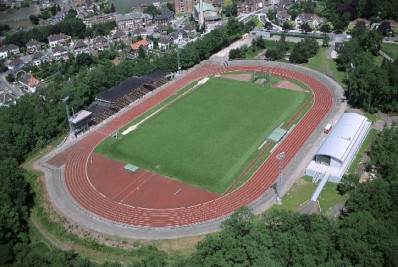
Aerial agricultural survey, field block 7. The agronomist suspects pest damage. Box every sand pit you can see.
[272,80,310,93]
[220,73,252,82]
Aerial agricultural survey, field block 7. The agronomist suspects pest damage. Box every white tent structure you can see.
[306,113,372,183]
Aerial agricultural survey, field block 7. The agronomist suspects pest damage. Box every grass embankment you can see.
[249,15,263,28]
[96,77,307,194]
[347,128,378,174]
[304,47,345,85]
[381,42,398,60]
[269,176,347,214]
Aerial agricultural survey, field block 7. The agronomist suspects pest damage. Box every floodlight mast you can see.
[276,151,285,205]
[63,96,73,132]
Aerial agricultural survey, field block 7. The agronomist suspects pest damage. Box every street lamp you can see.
[276,151,285,205]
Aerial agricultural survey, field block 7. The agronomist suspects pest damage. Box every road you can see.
[0,73,23,98]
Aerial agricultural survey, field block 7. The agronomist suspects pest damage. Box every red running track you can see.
[53,64,333,227]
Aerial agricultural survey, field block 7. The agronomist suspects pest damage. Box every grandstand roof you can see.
[69,110,92,124]
[87,102,109,115]
[95,71,170,103]
[316,113,369,162]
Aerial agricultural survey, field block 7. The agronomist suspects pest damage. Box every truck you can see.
[324,124,332,134]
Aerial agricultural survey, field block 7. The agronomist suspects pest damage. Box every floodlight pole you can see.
[276,151,285,205]
[63,96,73,133]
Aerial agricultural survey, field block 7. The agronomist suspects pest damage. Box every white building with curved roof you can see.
[306,113,372,183]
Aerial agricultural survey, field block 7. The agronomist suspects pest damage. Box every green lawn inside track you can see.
[95,77,308,194]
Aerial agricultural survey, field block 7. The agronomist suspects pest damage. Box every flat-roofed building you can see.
[306,113,372,183]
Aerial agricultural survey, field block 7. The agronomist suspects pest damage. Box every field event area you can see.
[95,75,310,194]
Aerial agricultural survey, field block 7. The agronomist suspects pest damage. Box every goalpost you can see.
[252,70,270,85]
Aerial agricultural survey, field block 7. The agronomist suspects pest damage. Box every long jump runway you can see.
[43,62,335,235]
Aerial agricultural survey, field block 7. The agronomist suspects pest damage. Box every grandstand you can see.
[69,110,92,134]
[88,71,170,124]
[305,113,372,183]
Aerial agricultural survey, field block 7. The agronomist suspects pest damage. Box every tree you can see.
[320,24,331,34]
[300,22,312,33]
[289,38,319,63]
[264,21,273,30]
[29,14,39,25]
[75,53,93,67]
[223,0,237,16]
[322,36,330,47]
[137,46,146,59]
[337,173,361,195]
[165,2,175,13]
[252,36,266,49]
[143,4,160,17]
[377,21,392,36]
[302,0,316,14]
[0,60,7,73]
[282,21,291,32]
[267,9,275,21]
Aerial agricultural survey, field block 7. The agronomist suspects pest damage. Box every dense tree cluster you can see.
[324,0,398,32]
[337,25,397,112]
[265,35,289,60]
[289,38,319,63]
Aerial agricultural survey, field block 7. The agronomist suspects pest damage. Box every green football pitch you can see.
[95,77,309,194]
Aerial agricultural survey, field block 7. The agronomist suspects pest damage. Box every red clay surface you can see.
[88,153,220,209]
[46,64,333,227]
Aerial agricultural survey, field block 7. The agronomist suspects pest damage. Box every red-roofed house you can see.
[130,39,153,56]
[352,18,371,29]
[19,73,45,93]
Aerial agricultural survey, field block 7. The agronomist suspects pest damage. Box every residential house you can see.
[73,41,89,55]
[111,31,129,44]
[382,20,398,29]
[86,1,100,13]
[170,29,188,45]
[183,24,196,37]
[26,40,42,54]
[239,0,263,13]
[0,90,15,106]
[351,18,371,29]
[93,36,109,51]
[116,12,151,30]
[48,33,72,48]
[19,73,41,93]
[158,36,173,51]
[83,13,115,28]
[7,58,24,70]
[154,9,174,25]
[0,44,20,59]
[52,46,68,61]
[132,28,148,39]
[276,10,291,24]
[42,11,66,26]
[295,13,323,28]
[31,51,47,66]
[153,25,168,38]
[130,39,153,56]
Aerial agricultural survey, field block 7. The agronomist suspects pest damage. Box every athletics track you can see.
[44,63,334,230]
